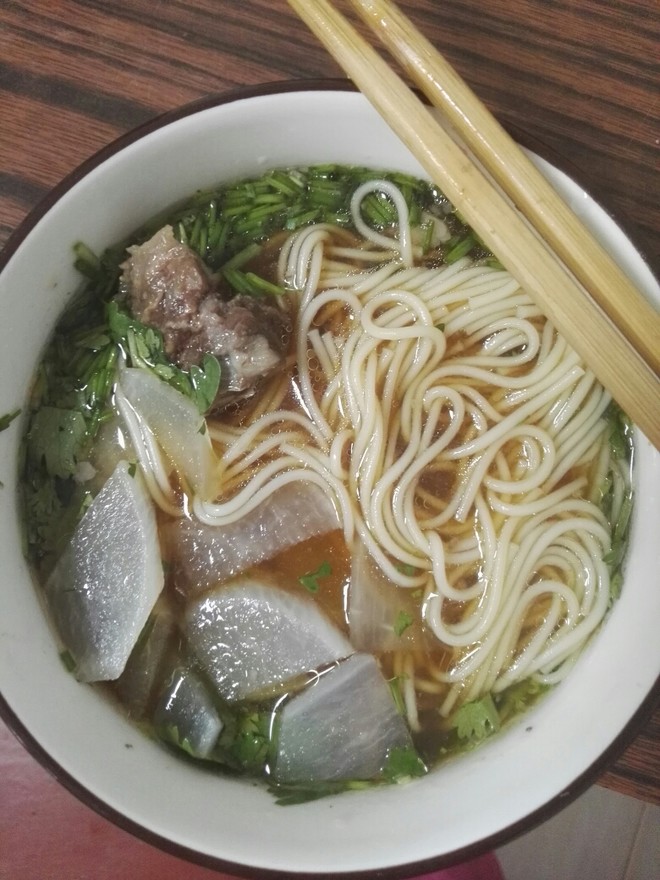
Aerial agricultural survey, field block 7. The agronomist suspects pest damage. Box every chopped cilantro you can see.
[189,354,221,414]
[452,694,500,743]
[270,779,372,806]
[107,301,220,414]
[161,724,199,758]
[222,267,285,298]
[381,745,427,783]
[298,560,332,593]
[609,570,624,602]
[494,678,547,725]
[27,407,88,479]
[396,562,419,576]
[205,704,274,776]
[388,676,406,716]
[606,403,632,461]
[597,403,634,603]
[59,649,77,673]
[444,233,477,264]
[0,409,21,432]
[72,241,102,278]
[393,610,414,637]
[224,711,271,773]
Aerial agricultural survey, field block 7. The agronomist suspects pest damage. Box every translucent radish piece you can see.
[165,482,340,595]
[115,606,175,719]
[273,653,413,784]
[87,413,136,492]
[46,461,164,682]
[186,579,353,702]
[153,667,224,759]
[348,540,428,653]
[118,366,219,499]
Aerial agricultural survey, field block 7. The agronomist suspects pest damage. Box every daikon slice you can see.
[118,366,219,499]
[348,540,428,652]
[87,412,136,491]
[115,606,175,718]
[153,667,224,759]
[46,461,164,682]
[165,482,340,595]
[273,653,413,784]
[186,580,353,702]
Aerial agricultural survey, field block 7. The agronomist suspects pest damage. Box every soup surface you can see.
[20,165,633,801]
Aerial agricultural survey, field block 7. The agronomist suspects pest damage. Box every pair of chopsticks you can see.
[288,0,660,450]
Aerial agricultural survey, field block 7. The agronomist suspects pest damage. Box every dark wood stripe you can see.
[79,0,339,81]
[0,61,151,130]
[409,1,660,79]
[0,172,49,208]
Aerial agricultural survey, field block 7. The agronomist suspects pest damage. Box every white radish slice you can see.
[153,667,224,759]
[348,539,428,653]
[87,412,136,491]
[115,606,175,718]
[118,366,219,499]
[46,461,164,682]
[273,653,413,784]
[185,579,353,702]
[165,482,340,595]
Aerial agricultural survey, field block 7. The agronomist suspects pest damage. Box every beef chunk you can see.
[120,226,291,411]
[121,226,212,358]
[178,295,290,401]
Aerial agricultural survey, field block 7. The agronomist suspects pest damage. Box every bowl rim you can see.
[1,78,659,880]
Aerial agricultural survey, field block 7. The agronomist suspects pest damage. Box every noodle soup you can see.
[20,164,632,801]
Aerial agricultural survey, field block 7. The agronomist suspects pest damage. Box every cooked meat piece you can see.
[178,295,291,402]
[121,226,212,357]
[120,225,292,412]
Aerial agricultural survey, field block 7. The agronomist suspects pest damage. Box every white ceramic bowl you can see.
[1,83,659,878]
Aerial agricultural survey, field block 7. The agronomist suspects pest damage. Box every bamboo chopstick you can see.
[287,0,660,450]
[348,0,660,376]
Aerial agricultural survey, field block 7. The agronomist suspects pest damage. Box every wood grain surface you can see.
[1,0,658,823]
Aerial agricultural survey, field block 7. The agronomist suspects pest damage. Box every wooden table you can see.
[1,0,658,873]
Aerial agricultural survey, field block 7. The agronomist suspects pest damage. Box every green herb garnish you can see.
[161,724,200,759]
[388,676,406,716]
[27,407,88,479]
[59,649,77,673]
[452,694,500,743]
[444,233,477,264]
[223,711,272,773]
[495,678,547,725]
[393,610,414,637]
[381,745,427,783]
[597,403,634,603]
[298,560,332,593]
[107,301,221,414]
[0,409,21,432]
[270,779,373,806]
[222,267,285,298]
[189,353,222,414]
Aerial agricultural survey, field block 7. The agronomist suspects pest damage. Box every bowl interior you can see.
[1,86,659,877]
